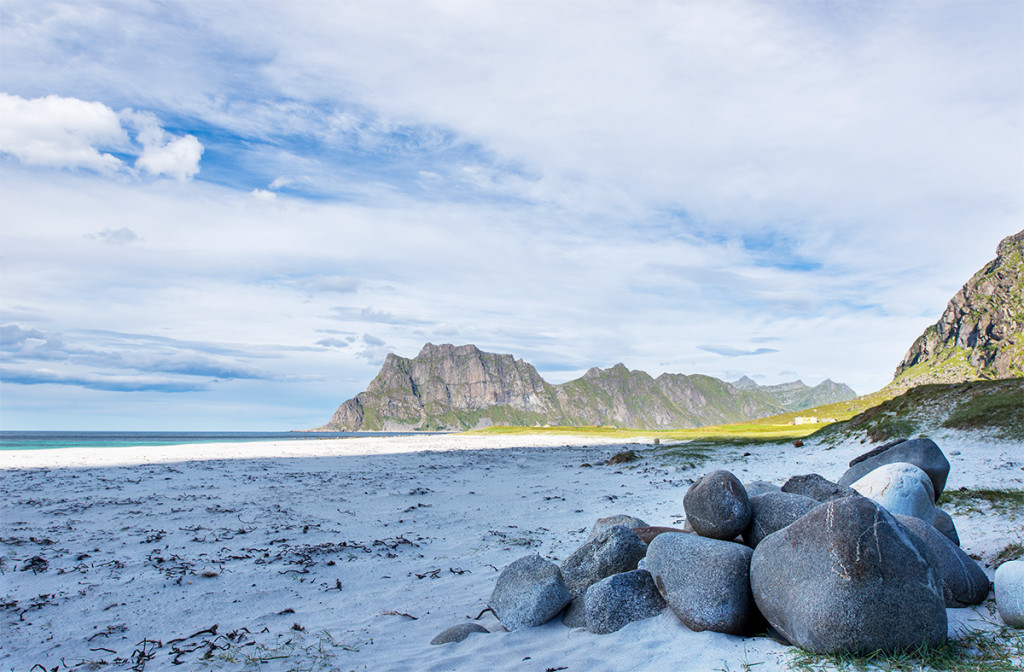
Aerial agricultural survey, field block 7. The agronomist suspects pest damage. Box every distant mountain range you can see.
[319,343,856,431]
[891,230,1023,389]
[319,231,1022,432]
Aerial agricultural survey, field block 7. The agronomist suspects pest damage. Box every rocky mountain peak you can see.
[320,344,856,431]
[893,230,1023,387]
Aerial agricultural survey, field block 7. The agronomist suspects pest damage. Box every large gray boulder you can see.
[850,462,936,524]
[781,473,857,502]
[838,438,950,501]
[587,514,648,541]
[646,532,758,635]
[684,470,751,540]
[995,560,1024,628]
[744,480,782,498]
[750,496,947,654]
[894,514,989,607]
[932,508,960,546]
[742,491,819,549]
[488,554,571,631]
[584,569,666,634]
[560,525,647,627]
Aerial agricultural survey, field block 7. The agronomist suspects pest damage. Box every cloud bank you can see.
[0,0,1020,429]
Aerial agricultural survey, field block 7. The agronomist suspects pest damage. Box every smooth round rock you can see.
[488,554,571,631]
[743,491,819,549]
[839,438,950,501]
[744,481,782,498]
[850,462,936,524]
[584,569,666,634]
[647,532,758,635]
[781,473,857,502]
[932,507,960,546]
[750,497,947,655]
[683,470,751,540]
[895,514,989,607]
[995,560,1024,628]
[633,526,687,545]
[430,622,489,645]
[560,525,647,627]
[587,514,648,541]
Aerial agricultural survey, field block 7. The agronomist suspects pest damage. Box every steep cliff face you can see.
[893,230,1024,387]
[325,343,558,431]
[322,345,856,431]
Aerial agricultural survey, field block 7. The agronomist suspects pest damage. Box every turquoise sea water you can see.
[0,431,427,451]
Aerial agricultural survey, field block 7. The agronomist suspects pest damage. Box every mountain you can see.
[320,343,856,431]
[731,377,857,412]
[892,230,1024,388]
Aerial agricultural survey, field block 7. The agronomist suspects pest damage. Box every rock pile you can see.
[432,437,1009,654]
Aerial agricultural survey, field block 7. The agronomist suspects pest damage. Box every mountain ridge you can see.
[891,230,1023,388]
[321,344,856,431]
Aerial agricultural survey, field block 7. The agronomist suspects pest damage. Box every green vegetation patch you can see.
[938,488,1024,518]
[942,385,1024,439]
[812,378,1024,444]
[471,423,818,442]
[786,624,1024,672]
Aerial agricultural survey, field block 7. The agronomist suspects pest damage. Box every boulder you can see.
[750,496,947,654]
[646,532,758,635]
[587,514,649,541]
[850,462,936,524]
[584,569,666,634]
[742,491,819,549]
[683,470,751,540]
[633,526,687,545]
[488,554,571,631]
[561,525,647,627]
[932,508,960,546]
[430,622,489,645]
[894,514,989,607]
[781,473,857,502]
[744,481,782,498]
[995,560,1024,628]
[838,438,950,501]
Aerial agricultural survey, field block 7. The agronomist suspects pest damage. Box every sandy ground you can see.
[1,431,1021,672]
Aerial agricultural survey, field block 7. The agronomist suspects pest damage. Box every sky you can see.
[1,1,1022,431]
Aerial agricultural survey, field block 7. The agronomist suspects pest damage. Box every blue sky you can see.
[1,1,1021,430]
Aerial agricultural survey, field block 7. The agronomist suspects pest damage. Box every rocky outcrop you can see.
[893,230,1024,387]
[326,344,559,431]
[322,343,856,431]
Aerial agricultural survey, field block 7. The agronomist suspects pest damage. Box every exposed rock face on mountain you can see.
[731,376,857,412]
[322,343,856,431]
[893,230,1023,388]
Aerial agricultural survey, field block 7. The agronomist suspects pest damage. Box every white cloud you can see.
[0,92,128,171]
[136,133,203,181]
[251,188,276,201]
[122,110,203,181]
[0,93,203,181]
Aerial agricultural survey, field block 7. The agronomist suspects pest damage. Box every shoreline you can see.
[0,432,648,469]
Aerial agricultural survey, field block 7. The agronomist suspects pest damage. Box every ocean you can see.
[0,430,428,451]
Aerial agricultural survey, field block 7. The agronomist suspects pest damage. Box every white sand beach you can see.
[1,431,1021,671]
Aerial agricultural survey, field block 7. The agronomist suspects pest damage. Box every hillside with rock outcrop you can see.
[320,343,855,431]
[892,230,1024,388]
